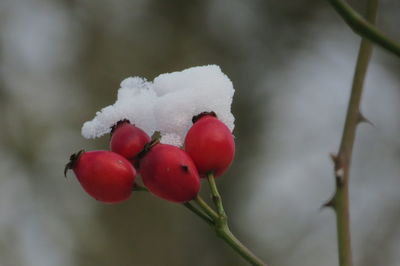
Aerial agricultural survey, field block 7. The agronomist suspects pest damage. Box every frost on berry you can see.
[81,65,235,146]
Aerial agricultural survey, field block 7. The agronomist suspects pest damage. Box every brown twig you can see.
[325,1,379,266]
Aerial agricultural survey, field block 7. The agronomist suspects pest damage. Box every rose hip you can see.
[139,144,200,203]
[184,114,235,177]
[110,121,150,165]
[65,150,136,203]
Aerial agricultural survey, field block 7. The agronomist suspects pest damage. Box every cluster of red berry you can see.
[65,112,235,204]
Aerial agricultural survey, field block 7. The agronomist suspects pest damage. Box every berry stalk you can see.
[205,173,266,266]
[182,202,215,226]
[135,181,266,265]
[206,173,226,217]
[133,184,214,225]
[217,225,266,266]
[193,195,219,221]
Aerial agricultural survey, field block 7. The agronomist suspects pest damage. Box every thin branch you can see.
[133,184,149,192]
[327,0,400,57]
[133,184,215,225]
[207,173,227,218]
[206,173,266,266]
[328,1,378,266]
[134,181,267,265]
[183,202,215,226]
[193,195,219,220]
[217,226,266,266]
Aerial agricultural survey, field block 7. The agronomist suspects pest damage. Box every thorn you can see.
[330,153,339,163]
[321,197,336,210]
[358,112,374,126]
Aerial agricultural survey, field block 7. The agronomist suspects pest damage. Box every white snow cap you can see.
[81,77,157,139]
[81,65,235,146]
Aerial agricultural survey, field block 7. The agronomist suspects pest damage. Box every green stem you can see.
[133,184,214,226]
[134,181,267,265]
[133,184,149,192]
[206,173,266,266]
[183,202,215,226]
[193,195,219,220]
[217,225,266,266]
[327,0,400,57]
[207,173,226,217]
[330,1,378,266]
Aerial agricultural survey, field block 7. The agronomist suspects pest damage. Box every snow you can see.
[81,65,235,146]
[81,83,157,139]
[160,133,182,147]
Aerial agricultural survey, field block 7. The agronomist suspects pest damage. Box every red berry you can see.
[110,121,150,165]
[184,114,235,177]
[139,144,200,203]
[65,150,136,203]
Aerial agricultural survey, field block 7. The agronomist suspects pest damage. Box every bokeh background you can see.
[1,0,400,265]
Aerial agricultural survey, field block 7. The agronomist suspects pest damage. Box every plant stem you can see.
[183,202,215,226]
[207,173,226,217]
[133,183,149,192]
[217,225,266,266]
[206,173,266,266]
[328,1,378,266]
[134,181,267,265]
[193,195,219,220]
[327,0,399,57]
[133,184,215,225]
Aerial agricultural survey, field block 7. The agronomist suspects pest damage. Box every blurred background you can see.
[1,0,400,265]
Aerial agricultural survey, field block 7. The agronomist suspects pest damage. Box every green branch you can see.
[193,195,219,220]
[207,173,227,218]
[206,173,266,266]
[183,202,215,226]
[327,0,400,57]
[327,1,378,266]
[133,184,214,225]
[134,179,267,265]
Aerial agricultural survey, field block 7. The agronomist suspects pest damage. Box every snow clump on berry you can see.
[81,77,157,138]
[153,65,234,145]
[81,65,235,146]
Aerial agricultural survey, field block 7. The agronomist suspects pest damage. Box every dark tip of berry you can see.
[192,111,217,124]
[64,149,85,177]
[150,131,161,141]
[181,165,189,173]
[136,131,161,166]
[110,119,131,135]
